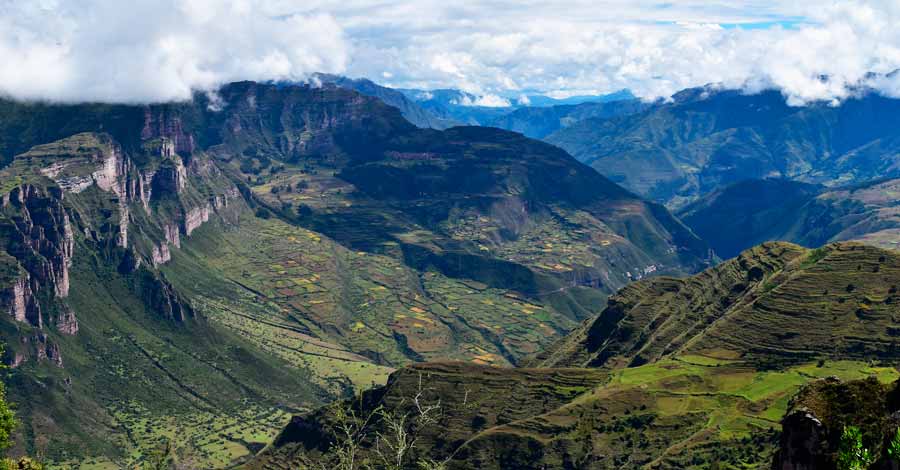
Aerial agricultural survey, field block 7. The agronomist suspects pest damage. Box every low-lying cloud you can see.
[2,0,900,105]
[0,0,348,103]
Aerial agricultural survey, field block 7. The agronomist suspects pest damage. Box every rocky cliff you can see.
[773,377,900,470]
[0,125,242,368]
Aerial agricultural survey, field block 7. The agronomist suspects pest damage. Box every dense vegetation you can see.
[3,77,900,469]
[0,81,711,468]
[254,242,900,469]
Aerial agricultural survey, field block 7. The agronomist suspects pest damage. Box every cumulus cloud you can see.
[2,0,900,105]
[452,93,512,108]
[0,0,349,102]
[339,0,900,105]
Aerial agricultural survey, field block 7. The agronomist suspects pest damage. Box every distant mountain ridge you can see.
[488,99,650,139]
[310,75,644,140]
[678,177,900,259]
[397,86,639,130]
[311,74,461,130]
[547,87,900,208]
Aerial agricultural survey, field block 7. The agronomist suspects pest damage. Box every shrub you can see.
[0,458,44,470]
[887,427,900,460]
[837,425,874,470]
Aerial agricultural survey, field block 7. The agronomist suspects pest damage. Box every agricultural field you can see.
[164,209,583,382]
[441,207,652,284]
[467,356,899,469]
[563,356,900,468]
[49,403,290,469]
[255,354,900,470]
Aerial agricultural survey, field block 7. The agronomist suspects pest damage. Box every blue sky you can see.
[1,1,898,105]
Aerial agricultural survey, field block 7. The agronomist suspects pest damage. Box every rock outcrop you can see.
[133,268,194,322]
[772,377,900,470]
[183,204,211,236]
[775,410,830,470]
[0,269,40,327]
[1,185,74,301]
[55,305,79,335]
[141,107,196,155]
[150,156,187,195]
[24,132,239,269]
[21,333,64,367]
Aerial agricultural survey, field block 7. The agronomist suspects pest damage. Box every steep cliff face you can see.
[0,187,74,367]
[0,127,242,369]
[141,106,196,155]
[12,131,240,266]
[0,252,40,327]
[773,377,900,470]
[0,120,322,464]
[1,185,74,300]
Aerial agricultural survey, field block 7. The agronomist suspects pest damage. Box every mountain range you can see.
[253,241,900,469]
[678,177,900,259]
[395,87,636,130]
[0,81,707,468]
[546,87,900,209]
[312,75,643,139]
[3,72,900,469]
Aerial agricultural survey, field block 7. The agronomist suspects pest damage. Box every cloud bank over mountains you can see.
[1,0,899,105]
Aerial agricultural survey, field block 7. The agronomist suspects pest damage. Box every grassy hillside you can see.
[536,242,900,369]
[0,82,712,467]
[253,241,900,469]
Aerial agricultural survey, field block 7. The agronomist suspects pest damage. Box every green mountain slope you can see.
[313,74,460,130]
[0,82,708,467]
[205,81,710,299]
[0,132,325,468]
[253,241,900,469]
[546,88,900,208]
[678,177,900,259]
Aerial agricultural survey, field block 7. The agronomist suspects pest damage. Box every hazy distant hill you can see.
[398,86,640,130]
[488,99,649,139]
[547,88,900,208]
[678,177,900,258]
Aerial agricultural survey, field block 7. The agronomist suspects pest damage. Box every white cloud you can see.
[339,0,900,105]
[2,1,900,105]
[452,93,512,108]
[0,0,349,103]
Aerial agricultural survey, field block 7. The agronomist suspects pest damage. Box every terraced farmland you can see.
[253,241,900,469]
[253,356,900,470]
[163,209,584,384]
